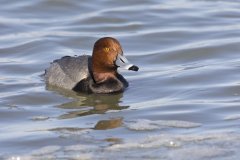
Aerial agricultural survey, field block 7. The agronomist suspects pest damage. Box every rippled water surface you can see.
[1,0,240,159]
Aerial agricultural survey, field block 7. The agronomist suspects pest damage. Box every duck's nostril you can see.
[120,58,124,63]
[128,65,139,71]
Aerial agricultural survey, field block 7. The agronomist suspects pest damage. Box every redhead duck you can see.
[44,37,139,94]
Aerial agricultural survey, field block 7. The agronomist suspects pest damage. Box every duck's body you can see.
[45,55,90,91]
[44,37,138,94]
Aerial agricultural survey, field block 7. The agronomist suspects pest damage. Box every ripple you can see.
[125,119,201,131]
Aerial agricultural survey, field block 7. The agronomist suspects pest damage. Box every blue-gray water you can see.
[1,0,240,159]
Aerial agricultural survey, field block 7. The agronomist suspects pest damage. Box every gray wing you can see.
[45,55,91,90]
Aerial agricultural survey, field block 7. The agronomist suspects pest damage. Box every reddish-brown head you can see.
[92,37,139,83]
[92,37,122,74]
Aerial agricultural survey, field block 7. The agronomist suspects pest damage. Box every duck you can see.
[44,37,139,94]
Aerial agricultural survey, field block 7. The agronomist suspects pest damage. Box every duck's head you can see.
[92,37,138,83]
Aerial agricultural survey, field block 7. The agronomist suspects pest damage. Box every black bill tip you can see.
[128,65,139,71]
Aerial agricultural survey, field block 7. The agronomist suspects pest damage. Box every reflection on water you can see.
[94,118,123,130]
[47,85,129,119]
[48,118,122,132]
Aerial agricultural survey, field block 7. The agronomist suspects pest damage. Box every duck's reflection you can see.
[94,118,123,130]
[48,118,123,131]
[47,85,129,119]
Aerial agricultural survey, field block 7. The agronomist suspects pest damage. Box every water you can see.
[1,0,240,159]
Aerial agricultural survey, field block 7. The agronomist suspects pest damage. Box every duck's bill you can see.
[115,54,139,71]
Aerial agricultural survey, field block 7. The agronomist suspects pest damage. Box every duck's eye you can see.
[104,47,110,52]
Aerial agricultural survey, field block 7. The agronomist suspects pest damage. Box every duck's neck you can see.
[91,56,118,84]
[92,69,117,84]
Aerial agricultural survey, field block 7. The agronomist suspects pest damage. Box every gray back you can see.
[45,55,91,90]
